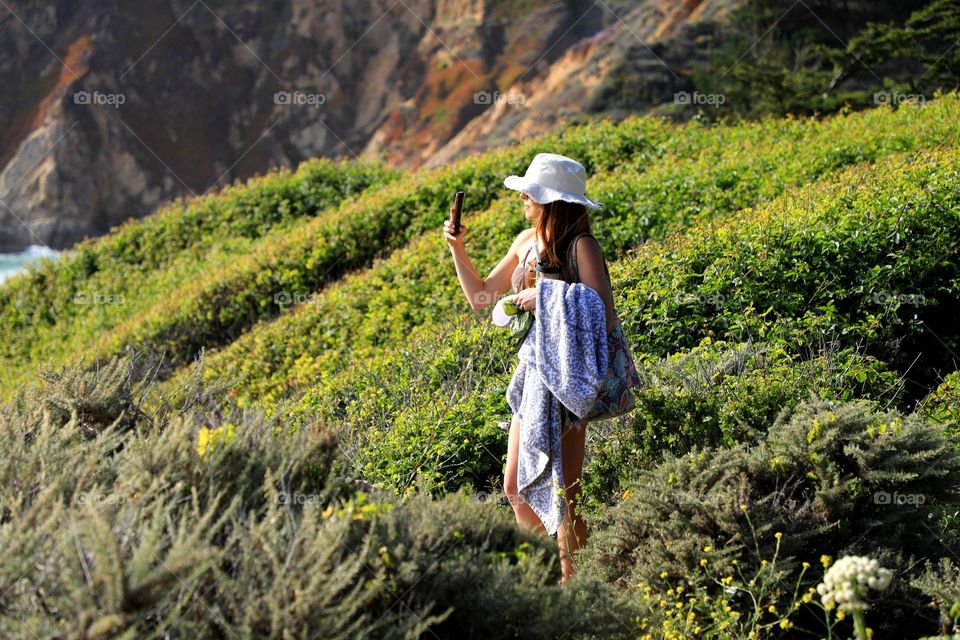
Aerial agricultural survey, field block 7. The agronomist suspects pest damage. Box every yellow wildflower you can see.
[196,422,237,457]
[196,427,212,456]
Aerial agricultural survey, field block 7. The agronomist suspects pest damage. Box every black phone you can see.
[452,191,464,234]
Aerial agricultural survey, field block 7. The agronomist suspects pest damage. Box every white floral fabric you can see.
[505,278,609,534]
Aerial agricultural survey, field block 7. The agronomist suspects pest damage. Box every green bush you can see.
[921,370,960,437]
[579,398,960,638]
[281,319,517,497]
[0,158,395,361]
[617,146,960,402]
[581,339,902,511]
[0,353,634,639]
[913,558,960,636]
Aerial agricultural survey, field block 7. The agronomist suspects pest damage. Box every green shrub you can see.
[913,558,960,637]
[282,319,517,497]
[0,158,395,361]
[921,370,960,438]
[617,146,960,402]
[581,339,902,511]
[580,398,960,638]
[0,353,634,639]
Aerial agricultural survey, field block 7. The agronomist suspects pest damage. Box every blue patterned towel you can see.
[505,278,609,534]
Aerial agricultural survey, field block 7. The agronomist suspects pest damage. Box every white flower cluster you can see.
[817,555,893,612]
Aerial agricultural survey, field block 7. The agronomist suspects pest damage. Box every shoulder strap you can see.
[514,241,534,291]
[566,232,610,284]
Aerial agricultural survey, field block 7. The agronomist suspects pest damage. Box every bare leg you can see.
[556,417,589,585]
[504,414,548,535]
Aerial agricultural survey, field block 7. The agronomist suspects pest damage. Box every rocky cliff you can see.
[2,0,908,251]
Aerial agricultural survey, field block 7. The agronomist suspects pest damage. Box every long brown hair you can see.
[522,199,592,288]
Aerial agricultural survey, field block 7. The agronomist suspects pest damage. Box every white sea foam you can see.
[0,245,59,283]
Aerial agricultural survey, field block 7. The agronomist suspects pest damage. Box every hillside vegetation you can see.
[181,98,960,410]
[3,94,959,404]
[2,95,960,639]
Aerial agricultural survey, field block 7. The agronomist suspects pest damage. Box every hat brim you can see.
[503,175,603,210]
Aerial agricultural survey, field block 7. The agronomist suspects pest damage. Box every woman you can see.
[442,153,617,585]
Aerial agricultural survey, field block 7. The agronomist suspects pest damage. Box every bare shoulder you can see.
[512,227,536,257]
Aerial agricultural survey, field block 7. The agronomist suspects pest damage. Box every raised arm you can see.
[575,235,618,332]
[445,214,531,311]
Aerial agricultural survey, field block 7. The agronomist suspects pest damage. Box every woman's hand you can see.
[443,207,468,249]
[513,286,537,312]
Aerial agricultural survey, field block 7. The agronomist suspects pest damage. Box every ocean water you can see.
[0,245,59,283]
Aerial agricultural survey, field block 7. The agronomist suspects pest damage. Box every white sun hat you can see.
[503,152,603,210]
